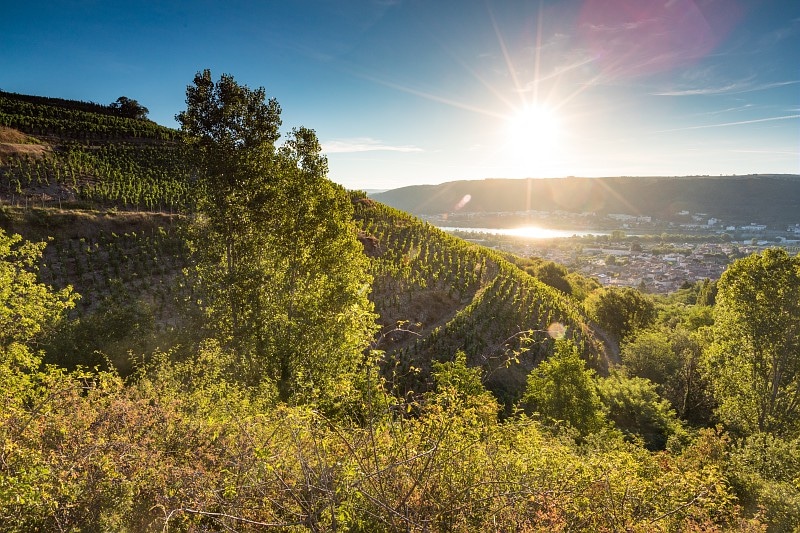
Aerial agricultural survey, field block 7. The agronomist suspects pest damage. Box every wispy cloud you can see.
[693,104,754,116]
[655,114,800,133]
[653,80,800,96]
[729,148,799,156]
[322,137,423,154]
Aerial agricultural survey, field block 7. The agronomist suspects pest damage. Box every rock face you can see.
[358,230,383,257]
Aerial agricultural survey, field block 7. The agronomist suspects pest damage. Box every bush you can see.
[597,372,685,450]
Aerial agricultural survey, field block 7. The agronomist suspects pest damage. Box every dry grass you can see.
[0,125,31,143]
[0,126,50,162]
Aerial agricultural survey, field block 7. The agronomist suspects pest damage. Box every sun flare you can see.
[508,105,560,148]
[503,104,563,177]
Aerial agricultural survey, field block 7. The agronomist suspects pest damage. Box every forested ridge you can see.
[1,81,799,531]
[372,175,800,227]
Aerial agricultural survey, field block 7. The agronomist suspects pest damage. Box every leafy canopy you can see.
[110,96,149,120]
[585,286,655,341]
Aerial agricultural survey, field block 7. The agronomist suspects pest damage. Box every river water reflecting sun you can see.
[438,226,607,240]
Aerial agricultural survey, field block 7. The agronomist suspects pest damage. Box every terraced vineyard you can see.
[0,91,179,141]
[0,91,609,406]
[0,91,193,211]
[0,207,195,373]
[353,197,609,404]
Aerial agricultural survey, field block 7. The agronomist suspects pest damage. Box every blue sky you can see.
[2,0,798,190]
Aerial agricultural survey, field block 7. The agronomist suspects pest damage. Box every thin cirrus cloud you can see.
[652,80,800,96]
[655,114,800,133]
[322,137,423,154]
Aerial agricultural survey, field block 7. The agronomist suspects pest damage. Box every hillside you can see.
[0,90,608,403]
[3,88,799,531]
[0,90,191,212]
[354,198,609,403]
[372,175,800,227]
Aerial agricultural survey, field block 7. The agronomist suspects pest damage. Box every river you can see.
[437,225,609,240]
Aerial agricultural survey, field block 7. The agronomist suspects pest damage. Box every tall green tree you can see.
[621,327,715,425]
[705,248,800,436]
[177,70,376,404]
[176,70,282,335]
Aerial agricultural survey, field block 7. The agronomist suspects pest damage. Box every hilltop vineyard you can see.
[0,91,193,211]
[0,92,179,141]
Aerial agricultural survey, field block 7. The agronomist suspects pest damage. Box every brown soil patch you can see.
[358,230,383,257]
[0,143,50,160]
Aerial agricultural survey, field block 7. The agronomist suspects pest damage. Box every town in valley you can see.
[432,209,800,293]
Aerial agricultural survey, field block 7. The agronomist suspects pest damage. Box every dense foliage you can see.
[706,248,800,436]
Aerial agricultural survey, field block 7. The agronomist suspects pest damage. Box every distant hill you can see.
[372,176,800,227]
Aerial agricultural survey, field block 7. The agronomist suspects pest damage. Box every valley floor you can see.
[447,230,799,293]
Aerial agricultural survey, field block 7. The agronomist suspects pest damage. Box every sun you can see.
[508,104,560,148]
[503,103,563,176]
